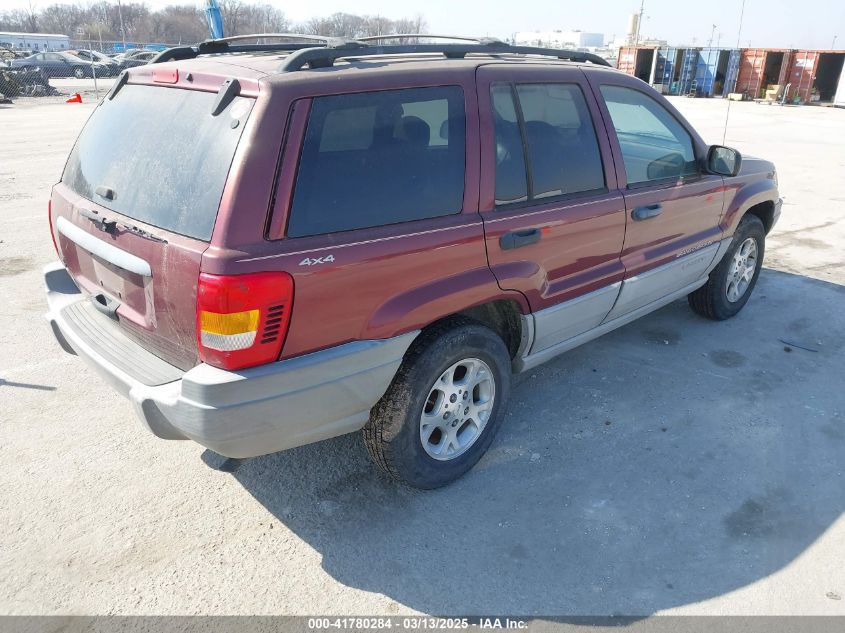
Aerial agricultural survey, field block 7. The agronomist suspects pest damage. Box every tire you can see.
[688,214,765,320]
[363,318,511,489]
[73,66,85,79]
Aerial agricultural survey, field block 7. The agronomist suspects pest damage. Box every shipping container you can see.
[651,47,697,95]
[735,48,793,100]
[616,46,656,83]
[787,50,845,104]
[835,60,845,107]
[694,48,740,96]
[723,49,742,96]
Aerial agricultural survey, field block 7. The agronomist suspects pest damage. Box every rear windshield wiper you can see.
[120,222,168,243]
[78,207,168,243]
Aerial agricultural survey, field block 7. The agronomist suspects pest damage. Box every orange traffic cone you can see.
[65,93,82,103]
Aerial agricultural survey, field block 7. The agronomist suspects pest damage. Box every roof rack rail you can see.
[152,32,358,64]
[203,33,335,44]
[356,34,502,44]
[151,33,613,70]
[279,40,612,71]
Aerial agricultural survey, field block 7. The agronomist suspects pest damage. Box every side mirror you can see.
[707,145,742,177]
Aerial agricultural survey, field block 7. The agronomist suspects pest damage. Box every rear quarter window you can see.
[287,86,466,238]
[62,84,253,241]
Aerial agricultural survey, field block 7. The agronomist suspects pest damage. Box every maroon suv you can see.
[44,36,781,488]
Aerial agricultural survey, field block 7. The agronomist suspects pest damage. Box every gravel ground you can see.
[0,95,843,616]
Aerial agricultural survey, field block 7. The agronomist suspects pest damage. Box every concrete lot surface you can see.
[0,95,843,616]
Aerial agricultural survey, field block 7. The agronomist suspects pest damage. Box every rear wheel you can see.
[363,319,511,489]
[688,214,765,320]
[72,66,85,79]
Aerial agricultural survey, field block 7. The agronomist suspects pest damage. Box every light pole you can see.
[635,0,645,46]
[833,35,838,49]
[708,24,717,48]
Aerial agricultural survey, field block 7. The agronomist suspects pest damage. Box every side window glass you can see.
[599,85,698,185]
[491,83,528,205]
[287,86,466,238]
[491,82,606,208]
[515,83,606,199]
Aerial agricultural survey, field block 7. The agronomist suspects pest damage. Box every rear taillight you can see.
[196,272,294,370]
[48,198,59,256]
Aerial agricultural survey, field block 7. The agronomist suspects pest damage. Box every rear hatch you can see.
[50,81,254,370]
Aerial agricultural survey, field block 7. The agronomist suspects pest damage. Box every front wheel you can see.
[363,319,511,489]
[72,66,85,79]
[688,214,765,320]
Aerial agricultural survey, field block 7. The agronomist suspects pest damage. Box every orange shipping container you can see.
[617,46,638,75]
[787,50,845,104]
[616,46,656,83]
[735,48,793,99]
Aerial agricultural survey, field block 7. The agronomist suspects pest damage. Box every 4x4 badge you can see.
[299,255,335,266]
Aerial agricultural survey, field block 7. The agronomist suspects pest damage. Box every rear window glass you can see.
[287,86,466,238]
[515,83,605,199]
[62,84,253,241]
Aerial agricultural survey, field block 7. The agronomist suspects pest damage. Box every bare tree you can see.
[39,4,87,37]
[21,0,39,32]
[0,2,424,47]
[297,11,428,39]
[393,14,428,36]
[0,1,39,33]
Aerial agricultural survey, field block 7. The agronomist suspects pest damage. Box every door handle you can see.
[632,204,663,221]
[500,228,541,250]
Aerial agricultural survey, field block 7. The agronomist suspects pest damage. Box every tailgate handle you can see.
[91,293,121,319]
[56,217,153,277]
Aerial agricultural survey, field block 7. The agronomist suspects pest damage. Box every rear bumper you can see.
[44,262,417,458]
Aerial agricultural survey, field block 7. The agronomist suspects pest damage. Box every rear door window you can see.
[62,84,253,241]
[491,84,528,205]
[287,86,466,238]
[492,82,606,207]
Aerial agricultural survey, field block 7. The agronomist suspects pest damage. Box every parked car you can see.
[10,51,109,78]
[45,36,781,488]
[68,49,121,76]
[113,49,157,69]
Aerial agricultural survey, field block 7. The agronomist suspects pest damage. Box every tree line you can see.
[0,1,427,46]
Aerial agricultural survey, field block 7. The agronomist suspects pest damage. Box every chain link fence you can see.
[1,39,177,101]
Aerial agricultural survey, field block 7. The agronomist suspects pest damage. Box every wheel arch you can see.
[723,178,779,235]
[418,299,528,362]
[743,200,776,233]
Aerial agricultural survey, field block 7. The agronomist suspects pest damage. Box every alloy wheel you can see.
[419,358,496,461]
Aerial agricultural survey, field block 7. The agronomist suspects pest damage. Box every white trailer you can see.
[0,31,70,52]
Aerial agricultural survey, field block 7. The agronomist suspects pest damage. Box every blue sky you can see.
[6,0,844,49]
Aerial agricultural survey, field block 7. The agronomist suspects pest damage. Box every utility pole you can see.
[116,0,127,52]
[708,24,717,48]
[635,0,645,45]
[833,35,838,49]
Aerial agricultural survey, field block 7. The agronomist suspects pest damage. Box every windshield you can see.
[62,84,253,241]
